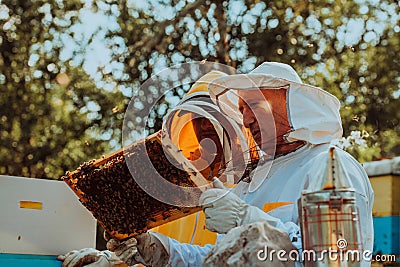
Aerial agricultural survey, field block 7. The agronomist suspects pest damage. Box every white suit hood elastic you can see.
[208,62,343,145]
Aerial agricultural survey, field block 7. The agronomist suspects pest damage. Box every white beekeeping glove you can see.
[106,232,169,267]
[199,178,288,234]
[57,247,124,267]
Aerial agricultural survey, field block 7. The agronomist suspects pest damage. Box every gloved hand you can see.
[57,248,124,267]
[199,177,248,233]
[199,178,283,234]
[106,232,169,267]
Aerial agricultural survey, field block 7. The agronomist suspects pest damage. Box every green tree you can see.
[245,0,400,160]
[0,0,126,179]
[1,0,399,182]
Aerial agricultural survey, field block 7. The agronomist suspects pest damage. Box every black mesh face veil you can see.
[163,95,252,184]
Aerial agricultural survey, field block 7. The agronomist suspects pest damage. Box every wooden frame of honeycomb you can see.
[62,130,211,240]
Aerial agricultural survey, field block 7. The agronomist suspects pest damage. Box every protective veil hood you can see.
[162,71,255,184]
[209,62,343,145]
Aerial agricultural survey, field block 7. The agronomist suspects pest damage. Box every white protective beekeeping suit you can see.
[165,62,373,267]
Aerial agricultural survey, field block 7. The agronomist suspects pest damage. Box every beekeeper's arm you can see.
[59,231,213,267]
[199,178,302,250]
[107,231,215,267]
[59,232,171,267]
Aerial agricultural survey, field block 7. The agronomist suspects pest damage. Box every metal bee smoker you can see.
[298,147,363,266]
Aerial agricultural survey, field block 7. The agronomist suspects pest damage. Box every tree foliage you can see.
[0,0,399,180]
[0,0,126,178]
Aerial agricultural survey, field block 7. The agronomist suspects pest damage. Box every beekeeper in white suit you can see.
[57,71,257,267]
[202,62,374,266]
[59,62,374,266]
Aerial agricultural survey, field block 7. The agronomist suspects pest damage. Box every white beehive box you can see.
[0,175,96,255]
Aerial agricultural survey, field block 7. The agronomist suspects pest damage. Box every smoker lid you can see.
[301,188,357,202]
